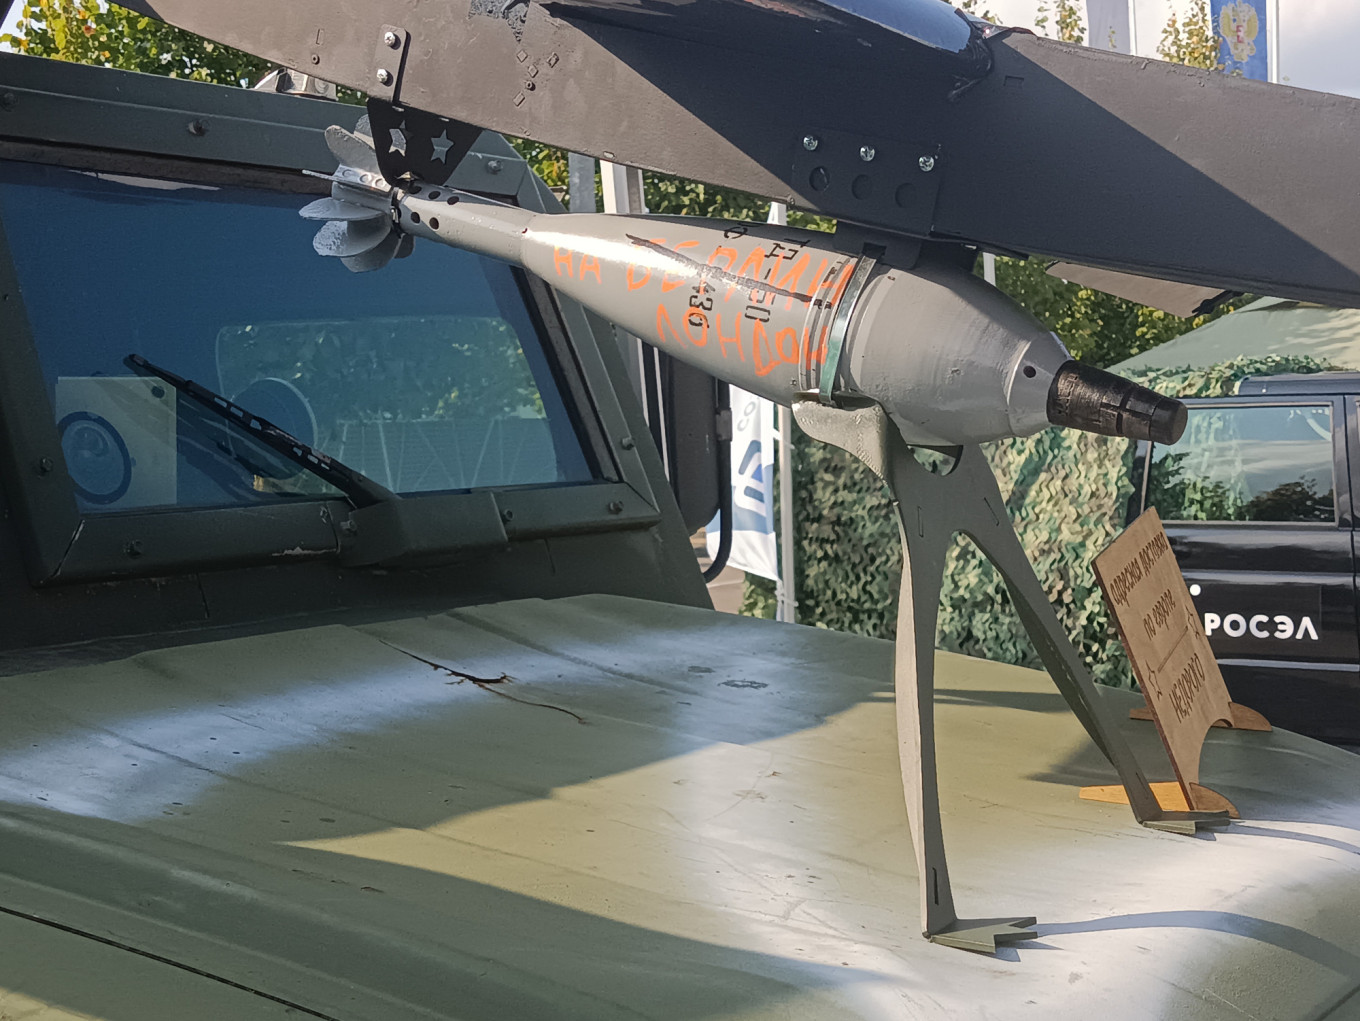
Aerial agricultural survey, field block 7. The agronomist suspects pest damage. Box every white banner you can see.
[1086,0,1133,53]
[708,387,778,581]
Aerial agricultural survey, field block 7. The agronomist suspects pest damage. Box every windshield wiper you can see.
[126,353,398,508]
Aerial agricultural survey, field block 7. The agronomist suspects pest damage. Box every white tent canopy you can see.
[1115,298,1360,372]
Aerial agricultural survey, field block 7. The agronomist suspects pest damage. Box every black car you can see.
[1128,372,1360,740]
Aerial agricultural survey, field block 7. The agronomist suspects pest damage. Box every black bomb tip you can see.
[1046,360,1186,444]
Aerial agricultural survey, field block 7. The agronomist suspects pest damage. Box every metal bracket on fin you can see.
[371,25,409,104]
[931,917,1038,953]
[791,398,1227,951]
[365,98,483,188]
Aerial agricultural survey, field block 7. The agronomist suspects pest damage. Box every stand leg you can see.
[892,508,1037,949]
[793,400,1226,950]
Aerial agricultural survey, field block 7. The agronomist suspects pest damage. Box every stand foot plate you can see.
[929,917,1038,953]
[1080,780,1239,818]
[1130,701,1271,732]
[1141,810,1232,835]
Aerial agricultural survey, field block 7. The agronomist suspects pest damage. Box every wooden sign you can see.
[1086,508,1265,817]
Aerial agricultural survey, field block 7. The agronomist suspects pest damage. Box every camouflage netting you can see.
[743,355,1341,687]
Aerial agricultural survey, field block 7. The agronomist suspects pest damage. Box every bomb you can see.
[304,121,1184,448]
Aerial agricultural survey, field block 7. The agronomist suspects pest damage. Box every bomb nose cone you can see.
[1046,360,1186,444]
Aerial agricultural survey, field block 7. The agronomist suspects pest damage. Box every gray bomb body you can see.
[307,130,1183,447]
[390,195,1068,447]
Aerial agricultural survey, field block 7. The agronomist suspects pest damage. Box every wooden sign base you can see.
[1130,700,1271,732]
[1089,509,1276,824]
[1081,781,1239,819]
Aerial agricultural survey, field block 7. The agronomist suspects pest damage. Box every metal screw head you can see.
[123,540,143,558]
[187,119,207,136]
[620,436,636,450]
[859,145,876,162]
[802,135,820,152]
[383,30,400,48]
[918,154,937,173]
[607,500,625,515]
[486,159,503,175]
[376,68,393,86]
[0,92,16,111]
[34,456,53,476]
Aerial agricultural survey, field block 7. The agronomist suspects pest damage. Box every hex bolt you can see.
[34,456,53,476]
[340,519,359,536]
[383,30,401,48]
[918,154,937,173]
[620,436,636,450]
[486,159,503,175]
[187,119,207,136]
[376,68,393,86]
[500,508,515,523]
[523,80,535,91]
[607,500,625,514]
[859,145,876,162]
[310,53,321,65]
[802,135,820,152]
[123,540,143,558]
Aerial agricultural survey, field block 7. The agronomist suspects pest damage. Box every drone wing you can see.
[119,0,1360,308]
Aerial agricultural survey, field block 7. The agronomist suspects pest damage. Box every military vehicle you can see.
[2,0,1360,1016]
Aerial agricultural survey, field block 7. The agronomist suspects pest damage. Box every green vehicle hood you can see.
[1,594,1358,1019]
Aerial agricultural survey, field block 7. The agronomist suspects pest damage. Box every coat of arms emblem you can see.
[1218,1,1260,64]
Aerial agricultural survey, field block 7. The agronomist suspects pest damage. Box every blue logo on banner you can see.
[1211,0,1268,81]
[732,440,769,533]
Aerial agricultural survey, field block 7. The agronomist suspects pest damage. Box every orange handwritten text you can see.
[578,254,602,284]
[626,237,666,290]
[656,302,687,346]
[716,311,744,361]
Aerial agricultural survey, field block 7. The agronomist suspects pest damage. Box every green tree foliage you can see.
[1034,0,1085,43]
[5,1,269,84]
[1158,0,1221,70]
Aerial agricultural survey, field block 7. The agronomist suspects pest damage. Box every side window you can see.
[1147,403,1335,523]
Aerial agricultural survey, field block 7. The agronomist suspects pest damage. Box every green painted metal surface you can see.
[1,595,1359,1018]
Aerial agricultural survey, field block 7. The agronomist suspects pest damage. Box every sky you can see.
[0,2,1355,99]
[979,0,1360,98]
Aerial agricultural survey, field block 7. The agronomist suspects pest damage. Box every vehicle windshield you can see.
[0,159,593,512]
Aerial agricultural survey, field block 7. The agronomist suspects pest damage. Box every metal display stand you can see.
[792,399,1228,953]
